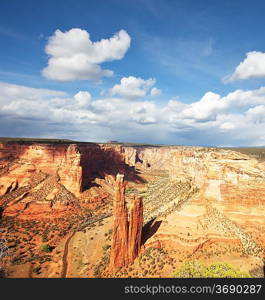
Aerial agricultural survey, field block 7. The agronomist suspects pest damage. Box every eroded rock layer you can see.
[109,175,144,270]
[128,196,143,264]
[0,141,265,278]
[109,174,128,269]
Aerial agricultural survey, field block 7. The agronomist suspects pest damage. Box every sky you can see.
[1,0,265,146]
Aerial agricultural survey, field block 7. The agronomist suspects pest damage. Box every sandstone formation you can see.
[168,147,265,212]
[109,174,144,270]
[1,141,265,220]
[109,174,128,269]
[128,195,143,264]
[0,140,265,278]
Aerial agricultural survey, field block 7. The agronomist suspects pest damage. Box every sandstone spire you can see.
[128,195,143,264]
[109,173,129,269]
[109,174,144,270]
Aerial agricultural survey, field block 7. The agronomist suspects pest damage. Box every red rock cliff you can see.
[0,142,82,196]
[109,174,144,270]
[109,174,128,269]
[1,142,265,216]
[128,195,143,264]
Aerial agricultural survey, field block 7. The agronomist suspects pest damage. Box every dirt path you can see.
[61,231,76,278]
[28,263,33,278]
[60,214,112,278]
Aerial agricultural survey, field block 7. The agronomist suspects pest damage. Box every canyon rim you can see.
[0,139,264,278]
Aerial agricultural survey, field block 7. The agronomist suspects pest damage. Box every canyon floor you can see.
[0,141,264,278]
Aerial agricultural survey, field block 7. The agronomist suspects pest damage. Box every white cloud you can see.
[181,92,224,121]
[219,122,235,130]
[42,28,131,81]
[109,76,156,99]
[150,87,162,97]
[2,81,265,146]
[74,91,92,108]
[225,51,265,82]
[246,105,265,124]
[0,81,66,100]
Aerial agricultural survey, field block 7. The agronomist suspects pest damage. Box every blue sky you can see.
[1,0,265,146]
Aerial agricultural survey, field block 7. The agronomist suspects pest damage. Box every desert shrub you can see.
[0,267,7,278]
[32,266,41,274]
[40,256,52,263]
[125,187,138,195]
[40,244,52,253]
[173,261,251,278]
[102,244,111,252]
[11,256,24,265]
[42,231,48,242]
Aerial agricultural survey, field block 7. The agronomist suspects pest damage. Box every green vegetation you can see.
[93,251,110,278]
[102,244,111,252]
[82,207,92,216]
[40,244,52,253]
[32,266,41,274]
[42,230,48,242]
[173,261,251,278]
[11,256,23,265]
[125,187,138,195]
[138,189,147,195]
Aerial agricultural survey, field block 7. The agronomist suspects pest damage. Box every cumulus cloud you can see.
[150,87,162,97]
[74,91,92,108]
[109,76,156,99]
[1,81,265,146]
[224,51,265,82]
[42,28,131,81]
[180,92,223,121]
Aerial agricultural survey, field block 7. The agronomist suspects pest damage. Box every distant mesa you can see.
[107,140,120,143]
[0,137,75,143]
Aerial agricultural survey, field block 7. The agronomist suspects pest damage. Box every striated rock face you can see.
[1,142,265,221]
[109,174,128,269]
[128,196,143,264]
[0,142,82,196]
[168,147,265,210]
[109,174,144,270]
[0,142,141,221]
[1,141,265,278]
[0,142,174,199]
[135,146,176,170]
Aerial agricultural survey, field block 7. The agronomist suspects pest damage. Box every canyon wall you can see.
[0,142,82,196]
[0,142,175,198]
[1,142,265,214]
[168,147,265,212]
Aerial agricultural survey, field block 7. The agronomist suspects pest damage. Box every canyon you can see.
[0,140,264,278]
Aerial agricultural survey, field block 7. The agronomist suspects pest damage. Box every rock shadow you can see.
[141,218,162,245]
[78,144,146,191]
